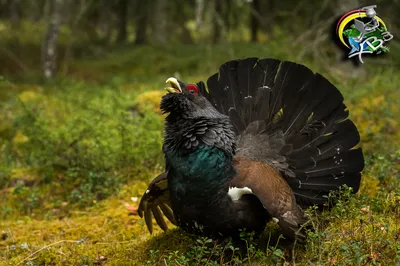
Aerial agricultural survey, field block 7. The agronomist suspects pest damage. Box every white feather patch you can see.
[228,186,253,201]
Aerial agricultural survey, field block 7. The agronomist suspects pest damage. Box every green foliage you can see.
[135,183,400,265]
[145,232,287,265]
[0,80,164,217]
[302,183,400,265]
[0,32,399,264]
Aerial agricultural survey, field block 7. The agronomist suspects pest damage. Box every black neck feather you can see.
[163,115,236,156]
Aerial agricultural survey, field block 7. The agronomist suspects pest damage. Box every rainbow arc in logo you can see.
[336,6,393,63]
[336,10,387,48]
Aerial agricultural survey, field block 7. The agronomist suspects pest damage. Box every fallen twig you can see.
[0,46,31,73]
[16,239,82,266]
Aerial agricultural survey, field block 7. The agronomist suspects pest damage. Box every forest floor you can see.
[0,30,400,265]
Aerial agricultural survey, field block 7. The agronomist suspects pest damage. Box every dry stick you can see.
[95,240,136,245]
[292,15,337,46]
[16,239,81,266]
[295,16,334,63]
[0,46,31,73]
[7,228,16,243]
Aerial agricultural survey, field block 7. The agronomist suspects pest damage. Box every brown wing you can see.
[231,157,308,241]
[138,172,177,234]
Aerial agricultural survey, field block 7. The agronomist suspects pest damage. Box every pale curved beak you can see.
[165,77,182,93]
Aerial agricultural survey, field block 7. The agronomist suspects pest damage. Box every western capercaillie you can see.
[138,58,364,241]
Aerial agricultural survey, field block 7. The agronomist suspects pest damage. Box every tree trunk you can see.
[117,0,129,43]
[11,0,21,27]
[250,0,260,42]
[212,0,222,44]
[195,0,204,30]
[134,1,149,45]
[153,0,168,44]
[96,0,112,43]
[260,0,275,39]
[173,0,194,44]
[222,0,231,32]
[43,0,53,19]
[33,0,47,21]
[42,0,63,79]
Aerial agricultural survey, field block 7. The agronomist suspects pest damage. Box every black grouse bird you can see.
[138,57,364,241]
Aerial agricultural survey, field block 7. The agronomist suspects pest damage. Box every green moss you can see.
[1,37,400,264]
[1,184,399,265]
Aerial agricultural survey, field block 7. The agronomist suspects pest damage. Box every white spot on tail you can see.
[282,211,292,218]
[194,221,204,232]
[311,157,317,168]
[228,187,253,201]
[272,217,280,223]
[145,190,150,194]
[131,197,138,202]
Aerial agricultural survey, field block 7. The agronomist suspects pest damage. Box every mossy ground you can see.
[1,22,400,265]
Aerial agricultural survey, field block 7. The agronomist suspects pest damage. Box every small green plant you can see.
[0,39,399,265]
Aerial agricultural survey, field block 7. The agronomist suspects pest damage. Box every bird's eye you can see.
[186,84,199,95]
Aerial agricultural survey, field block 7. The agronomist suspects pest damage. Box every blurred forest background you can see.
[0,0,399,265]
[1,0,400,79]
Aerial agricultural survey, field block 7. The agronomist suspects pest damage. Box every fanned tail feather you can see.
[201,58,364,208]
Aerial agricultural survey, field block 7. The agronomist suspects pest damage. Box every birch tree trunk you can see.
[42,0,63,79]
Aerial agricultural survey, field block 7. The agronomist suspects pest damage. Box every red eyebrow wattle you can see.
[186,84,198,94]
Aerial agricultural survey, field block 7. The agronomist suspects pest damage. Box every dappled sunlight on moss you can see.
[0,179,183,265]
[136,90,166,114]
[0,81,166,220]
[314,211,400,264]
[17,90,43,104]
[12,130,29,144]
[348,91,400,155]
[1,43,399,264]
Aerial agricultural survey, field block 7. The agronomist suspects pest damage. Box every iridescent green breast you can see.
[166,145,233,195]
